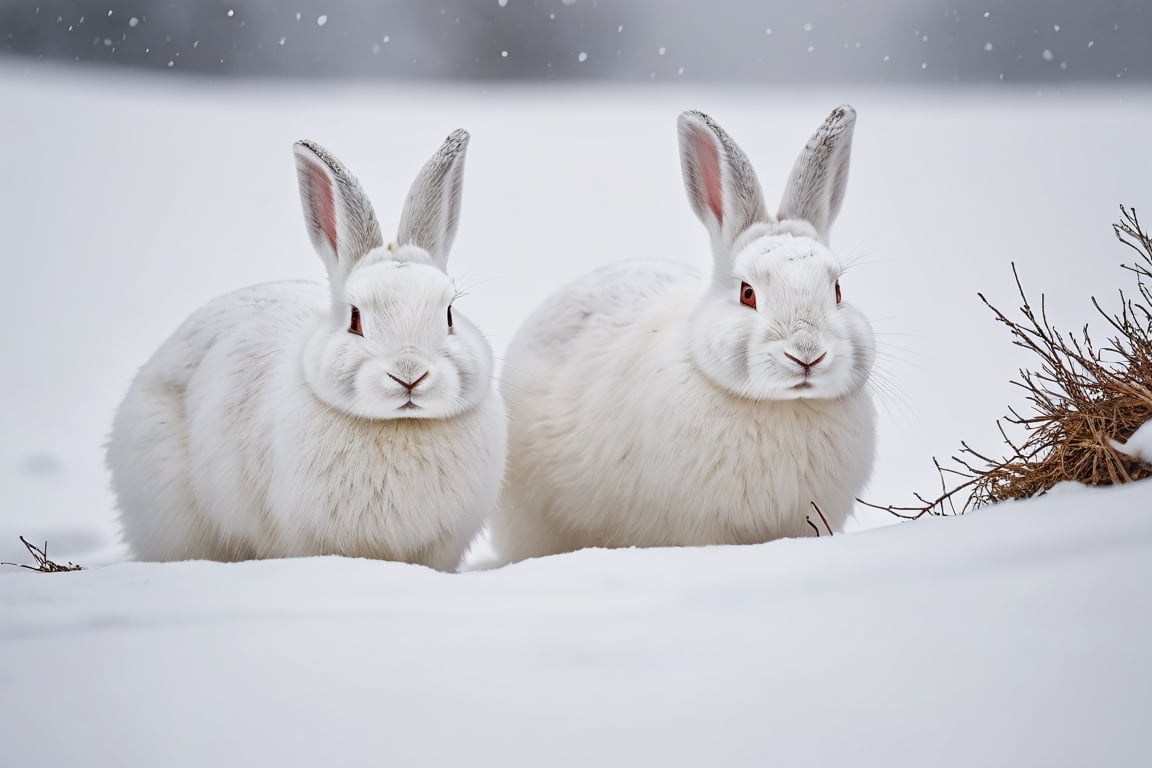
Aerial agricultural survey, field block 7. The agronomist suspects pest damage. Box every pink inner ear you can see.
[307,163,338,255]
[693,129,724,225]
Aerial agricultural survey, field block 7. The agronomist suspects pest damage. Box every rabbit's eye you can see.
[447,305,454,330]
[740,282,757,309]
[349,306,363,336]
[835,280,842,304]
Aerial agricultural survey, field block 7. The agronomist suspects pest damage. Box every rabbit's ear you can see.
[294,140,384,281]
[778,105,856,244]
[396,129,470,271]
[678,110,770,266]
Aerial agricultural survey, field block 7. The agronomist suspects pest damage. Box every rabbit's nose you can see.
[784,351,827,373]
[388,371,430,391]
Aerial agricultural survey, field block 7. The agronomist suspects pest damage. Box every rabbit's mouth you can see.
[399,401,421,411]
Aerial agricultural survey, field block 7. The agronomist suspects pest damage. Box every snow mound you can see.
[1112,420,1152,464]
[3,480,1151,767]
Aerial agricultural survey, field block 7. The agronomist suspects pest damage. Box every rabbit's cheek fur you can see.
[301,330,383,418]
[687,301,756,392]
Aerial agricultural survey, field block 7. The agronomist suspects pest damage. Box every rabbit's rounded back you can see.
[492,107,875,563]
[108,131,505,570]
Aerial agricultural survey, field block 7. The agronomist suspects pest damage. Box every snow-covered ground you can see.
[3,480,1149,766]
[1,66,1151,765]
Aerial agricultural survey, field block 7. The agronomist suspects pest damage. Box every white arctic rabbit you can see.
[107,130,506,571]
[492,107,875,562]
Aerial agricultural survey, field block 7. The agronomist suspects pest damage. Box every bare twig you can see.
[1,536,83,573]
[809,502,834,536]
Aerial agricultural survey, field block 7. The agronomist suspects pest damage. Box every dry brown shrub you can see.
[862,205,1152,520]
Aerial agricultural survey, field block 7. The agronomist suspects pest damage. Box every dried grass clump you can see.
[863,205,1152,520]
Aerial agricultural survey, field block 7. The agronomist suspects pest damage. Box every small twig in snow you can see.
[1,536,83,573]
[810,502,834,536]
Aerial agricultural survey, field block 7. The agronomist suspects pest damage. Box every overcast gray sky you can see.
[2,0,1149,83]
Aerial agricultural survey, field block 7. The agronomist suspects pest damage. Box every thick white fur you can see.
[492,106,875,563]
[107,131,506,571]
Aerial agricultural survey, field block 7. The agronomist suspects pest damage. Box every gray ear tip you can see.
[829,105,857,127]
[439,129,470,159]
